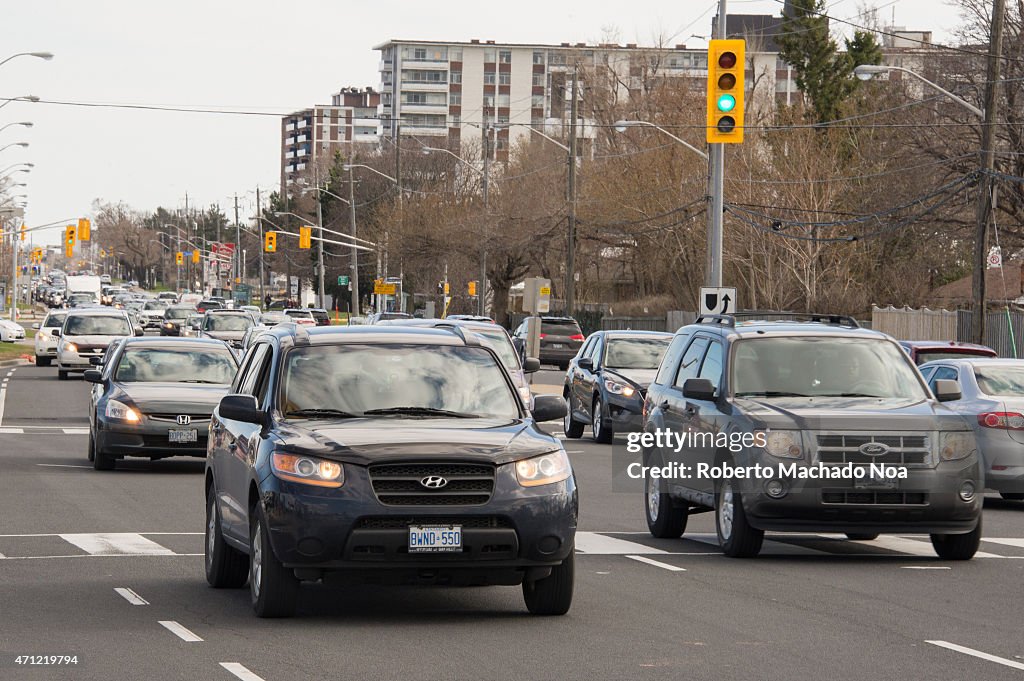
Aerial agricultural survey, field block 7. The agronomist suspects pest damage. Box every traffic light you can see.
[468,280,477,296]
[264,231,277,253]
[706,39,745,144]
[443,281,450,295]
[64,226,76,258]
[77,218,91,241]
[176,252,184,265]
[19,224,26,241]
[192,249,200,264]
[299,226,312,249]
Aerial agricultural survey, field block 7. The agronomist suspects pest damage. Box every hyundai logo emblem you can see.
[176,415,191,426]
[420,475,448,489]
[859,442,889,456]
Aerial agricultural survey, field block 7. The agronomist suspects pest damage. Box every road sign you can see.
[337,275,350,286]
[987,246,1002,269]
[374,281,396,295]
[699,286,736,316]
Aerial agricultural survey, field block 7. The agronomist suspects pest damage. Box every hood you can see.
[271,418,561,466]
[0,320,20,331]
[729,396,969,432]
[204,330,245,342]
[604,367,658,389]
[63,334,120,350]
[115,382,231,414]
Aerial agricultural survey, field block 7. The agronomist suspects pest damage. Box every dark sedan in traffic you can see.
[85,337,239,470]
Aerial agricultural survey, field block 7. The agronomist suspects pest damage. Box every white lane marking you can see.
[0,553,203,561]
[626,555,687,572]
[926,640,1024,671]
[575,532,668,555]
[0,428,24,434]
[114,587,149,605]
[158,620,203,642]
[62,428,89,435]
[59,533,175,556]
[982,537,1024,549]
[852,535,1004,559]
[900,566,951,570]
[0,532,203,537]
[36,463,90,469]
[220,662,267,681]
[684,533,827,556]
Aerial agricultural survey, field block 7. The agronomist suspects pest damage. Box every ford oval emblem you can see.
[420,476,448,489]
[859,442,890,456]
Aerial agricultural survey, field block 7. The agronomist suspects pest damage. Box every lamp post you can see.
[0,122,32,136]
[0,162,33,180]
[0,52,53,69]
[0,96,41,111]
[342,164,399,316]
[0,142,29,154]
[853,63,994,343]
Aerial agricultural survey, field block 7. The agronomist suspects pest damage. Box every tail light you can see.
[569,334,585,341]
[978,412,1024,429]
[539,333,547,339]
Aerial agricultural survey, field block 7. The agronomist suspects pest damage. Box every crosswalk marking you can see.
[982,537,1024,548]
[626,555,687,571]
[575,532,669,555]
[59,533,175,556]
[685,532,827,556]
[0,427,23,434]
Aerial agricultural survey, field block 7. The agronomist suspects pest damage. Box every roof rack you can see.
[695,314,736,327]
[438,323,480,346]
[730,311,861,328]
[280,321,311,345]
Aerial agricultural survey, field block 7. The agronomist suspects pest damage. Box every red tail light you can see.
[569,334,585,341]
[978,412,1024,429]
[539,333,547,339]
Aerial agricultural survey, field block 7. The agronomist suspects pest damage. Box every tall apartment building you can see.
[280,87,381,188]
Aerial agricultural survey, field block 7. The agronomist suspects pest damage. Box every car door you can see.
[216,343,270,541]
[576,335,603,421]
[689,339,725,495]
[568,336,595,414]
[231,343,276,539]
[660,336,710,482]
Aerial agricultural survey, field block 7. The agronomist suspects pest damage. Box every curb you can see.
[0,358,30,369]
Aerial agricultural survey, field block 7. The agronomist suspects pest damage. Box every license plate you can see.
[168,429,198,443]
[551,343,565,349]
[408,525,462,553]
[854,470,898,490]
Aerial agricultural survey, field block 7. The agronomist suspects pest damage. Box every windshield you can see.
[44,313,67,328]
[281,344,520,419]
[165,307,192,320]
[605,337,671,370]
[731,337,928,400]
[541,320,581,336]
[205,315,253,331]
[468,327,520,371]
[114,346,237,383]
[285,310,312,319]
[63,315,132,337]
[975,366,1024,397]
[144,301,167,310]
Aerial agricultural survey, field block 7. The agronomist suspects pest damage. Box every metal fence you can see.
[871,305,958,341]
[956,309,1024,358]
[600,316,667,332]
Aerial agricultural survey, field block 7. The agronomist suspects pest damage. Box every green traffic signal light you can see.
[716,94,736,112]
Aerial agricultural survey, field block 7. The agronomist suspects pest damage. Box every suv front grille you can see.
[816,433,931,466]
[355,516,512,529]
[368,463,495,506]
[821,490,929,505]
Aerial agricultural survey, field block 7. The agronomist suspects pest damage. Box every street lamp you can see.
[0,142,29,154]
[0,162,33,178]
[613,120,708,160]
[0,96,41,111]
[853,65,984,118]
[341,164,400,316]
[0,122,32,136]
[0,52,53,69]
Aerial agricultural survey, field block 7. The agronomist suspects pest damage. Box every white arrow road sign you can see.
[699,287,736,316]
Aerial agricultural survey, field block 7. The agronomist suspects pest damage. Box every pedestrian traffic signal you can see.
[77,218,91,241]
[265,231,277,253]
[706,39,745,143]
[468,280,477,296]
[192,249,200,264]
[176,252,184,265]
[299,226,312,249]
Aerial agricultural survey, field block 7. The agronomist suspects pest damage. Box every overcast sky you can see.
[1,0,964,243]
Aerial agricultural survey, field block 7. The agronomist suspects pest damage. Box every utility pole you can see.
[566,62,579,316]
[707,0,727,288]
[256,187,265,307]
[233,194,241,294]
[391,124,402,313]
[348,162,360,315]
[480,122,490,317]
[971,0,1006,345]
[314,166,326,309]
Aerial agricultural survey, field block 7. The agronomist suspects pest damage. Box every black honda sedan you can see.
[204,325,576,618]
[85,337,239,470]
[563,330,673,442]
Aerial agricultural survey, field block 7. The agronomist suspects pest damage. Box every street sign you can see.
[374,281,396,295]
[337,275,350,286]
[699,286,736,316]
[987,246,1002,269]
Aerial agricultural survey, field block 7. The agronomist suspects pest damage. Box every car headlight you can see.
[62,341,78,353]
[515,449,572,487]
[940,431,976,461]
[271,452,344,488]
[36,332,46,341]
[105,399,140,423]
[604,378,636,397]
[763,430,803,459]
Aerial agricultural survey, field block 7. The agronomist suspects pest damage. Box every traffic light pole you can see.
[706,0,727,289]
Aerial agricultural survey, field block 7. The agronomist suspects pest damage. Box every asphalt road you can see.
[1,362,1024,680]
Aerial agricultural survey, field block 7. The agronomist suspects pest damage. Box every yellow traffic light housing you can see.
[299,226,312,249]
[265,231,277,253]
[20,224,26,241]
[706,39,745,144]
[78,217,91,241]
[468,281,477,296]
[176,252,184,265]
[192,250,200,264]
[64,226,76,258]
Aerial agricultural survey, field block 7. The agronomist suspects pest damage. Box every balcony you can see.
[400,102,449,114]
[400,80,449,92]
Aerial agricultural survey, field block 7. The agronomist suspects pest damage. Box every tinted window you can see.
[915,350,996,365]
[604,337,672,370]
[673,337,709,388]
[238,344,271,397]
[655,334,690,385]
[205,315,253,331]
[975,365,1024,396]
[281,344,519,419]
[541,320,581,335]
[44,312,67,328]
[698,341,724,391]
[165,307,193,320]
[466,326,519,371]
[64,315,131,336]
[114,346,237,383]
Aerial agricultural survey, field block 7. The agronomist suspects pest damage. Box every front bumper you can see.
[34,339,57,357]
[57,349,103,372]
[605,393,645,432]
[95,415,209,458]
[259,464,578,575]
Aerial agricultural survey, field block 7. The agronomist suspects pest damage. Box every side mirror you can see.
[531,394,568,422]
[89,356,104,366]
[51,328,61,337]
[83,369,103,384]
[219,394,262,424]
[31,322,40,330]
[523,357,541,374]
[934,379,962,402]
[577,357,593,371]
[134,328,144,337]
[682,377,716,401]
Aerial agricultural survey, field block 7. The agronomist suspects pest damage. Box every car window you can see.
[64,315,132,336]
[541,320,581,335]
[44,312,67,328]
[698,341,724,392]
[577,336,594,359]
[114,346,237,384]
[915,350,995,365]
[206,315,253,331]
[604,337,672,370]
[927,366,958,392]
[673,337,710,389]
[975,365,1024,396]
[465,326,520,371]
[654,333,691,386]
[587,337,603,365]
[237,344,271,398]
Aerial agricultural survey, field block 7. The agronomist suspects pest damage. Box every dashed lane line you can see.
[114,587,149,605]
[926,640,1024,671]
[158,620,203,642]
[0,367,12,428]
[60,533,176,556]
[626,555,687,572]
[220,663,267,681]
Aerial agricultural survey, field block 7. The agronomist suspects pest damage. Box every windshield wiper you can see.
[735,391,812,398]
[285,408,359,418]
[180,379,222,384]
[362,407,478,418]
[817,392,884,398]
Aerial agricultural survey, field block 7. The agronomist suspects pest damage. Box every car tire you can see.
[523,550,574,616]
[563,394,584,439]
[36,356,51,367]
[645,458,686,538]
[249,507,298,618]
[591,397,613,444]
[57,370,68,381]
[930,517,981,560]
[87,429,96,462]
[715,478,763,558]
[205,492,248,588]
[558,362,569,371]
[92,440,114,471]
[999,492,1024,501]
[845,533,879,541]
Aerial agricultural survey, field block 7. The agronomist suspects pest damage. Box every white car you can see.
[55,309,138,380]
[33,310,68,367]
[0,318,26,343]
